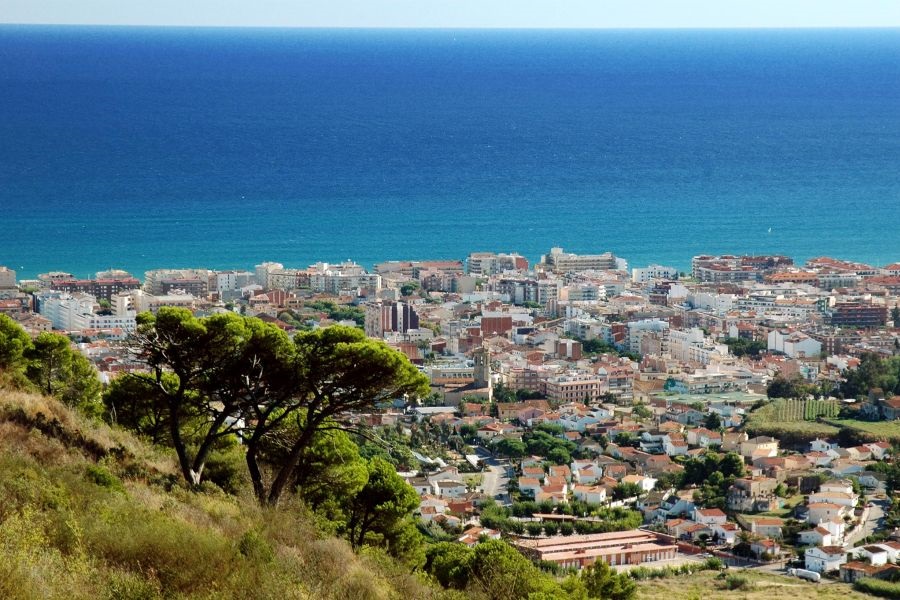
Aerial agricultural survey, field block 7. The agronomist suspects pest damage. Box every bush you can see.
[86,465,125,493]
[722,574,751,591]
[855,577,900,599]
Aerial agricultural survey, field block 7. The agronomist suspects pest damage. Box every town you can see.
[2,247,900,596]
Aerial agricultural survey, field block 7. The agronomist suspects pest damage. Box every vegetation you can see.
[840,353,900,399]
[0,314,102,415]
[679,451,745,509]
[127,309,428,504]
[747,398,900,443]
[635,569,874,600]
[854,577,900,599]
[723,337,767,358]
[0,389,442,600]
[423,540,637,599]
[302,300,366,327]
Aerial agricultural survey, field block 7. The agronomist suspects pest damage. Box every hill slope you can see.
[0,389,445,600]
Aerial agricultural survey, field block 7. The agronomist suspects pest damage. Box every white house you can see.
[768,329,822,358]
[572,462,604,485]
[573,484,607,505]
[798,526,833,547]
[688,508,724,527]
[807,502,848,524]
[805,546,847,574]
[433,480,467,498]
[808,491,858,509]
[810,439,840,453]
[622,474,657,493]
[855,545,889,567]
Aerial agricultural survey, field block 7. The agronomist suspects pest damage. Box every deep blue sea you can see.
[1,26,899,279]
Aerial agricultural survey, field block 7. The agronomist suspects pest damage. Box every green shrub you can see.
[855,577,900,599]
[238,529,275,563]
[86,465,125,493]
[722,574,751,591]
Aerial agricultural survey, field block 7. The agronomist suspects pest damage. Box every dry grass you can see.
[636,569,875,600]
[0,388,446,600]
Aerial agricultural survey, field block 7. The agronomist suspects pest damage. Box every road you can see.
[475,446,511,503]
[845,498,886,547]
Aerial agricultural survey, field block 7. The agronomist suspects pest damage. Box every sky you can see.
[3,0,900,29]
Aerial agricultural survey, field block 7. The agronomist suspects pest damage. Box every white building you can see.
[632,265,678,284]
[805,546,847,574]
[767,329,822,359]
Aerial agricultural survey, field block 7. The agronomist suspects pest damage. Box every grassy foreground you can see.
[0,389,447,600]
[635,570,873,600]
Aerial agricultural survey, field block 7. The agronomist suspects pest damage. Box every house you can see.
[686,427,722,448]
[549,465,572,482]
[518,477,542,498]
[806,451,835,467]
[721,431,748,452]
[798,526,833,547]
[866,441,891,460]
[536,484,568,504]
[810,438,840,453]
[660,490,696,518]
[434,480,468,498]
[513,529,678,570]
[751,517,784,539]
[726,477,777,512]
[571,461,604,484]
[407,477,433,496]
[740,436,779,459]
[458,526,501,547]
[682,522,713,542]
[855,545,889,567]
[621,474,657,493]
[806,502,848,524]
[711,522,739,546]
[693,508,727,526]
[805,545,847,574]
[817,518,846,543]
[840,562,900,584]
[819,479,854,495]
[522,465,545,478]
[426,467,463,485]
[809,491,857,508]
[750,538,780,559]
[858,471,888,491]
[573,484,607,505]
[663,434,689,457]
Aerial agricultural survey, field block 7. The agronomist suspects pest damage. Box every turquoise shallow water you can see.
[1,26,898,278]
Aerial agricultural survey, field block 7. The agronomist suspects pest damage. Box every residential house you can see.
[726,477,778,512]
[740,436,779,459]
[750,538,781,559]
[855,545,889,567]
[693,508,727,527]
[805,546,847,574]
[573,484,607,505]
[434,480,468,498]
[751,517,784,539]
[622,474,657,493]
[798,526,833,547]
[806,502,848,524]
[519,477,542,498]
[711,521,739,546]
[458,526,502,547]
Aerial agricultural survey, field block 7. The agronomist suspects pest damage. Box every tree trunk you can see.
[265,425,316,506]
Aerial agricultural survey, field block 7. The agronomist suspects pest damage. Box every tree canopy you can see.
[125,309,429,506]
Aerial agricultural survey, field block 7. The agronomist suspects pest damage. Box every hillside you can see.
[0,388,447,600]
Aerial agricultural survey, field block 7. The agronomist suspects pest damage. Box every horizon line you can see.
[3,22,900,31]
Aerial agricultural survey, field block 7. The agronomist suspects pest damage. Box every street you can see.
[475,446,511,503]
